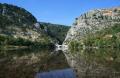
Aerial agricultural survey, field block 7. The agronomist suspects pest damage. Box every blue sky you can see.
[0,0,120,25]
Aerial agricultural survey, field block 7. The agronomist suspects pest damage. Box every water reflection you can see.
[36,69,76,78]
[82,48,120,70]
[1,47,119,78]
[0,48,69,78]
[68,48,120,78]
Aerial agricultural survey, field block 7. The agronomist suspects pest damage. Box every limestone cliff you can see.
[64,7,120,44]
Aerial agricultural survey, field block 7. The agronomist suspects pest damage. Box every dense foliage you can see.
[0,35,54,50]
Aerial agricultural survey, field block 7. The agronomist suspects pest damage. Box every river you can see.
[0,47,120,78]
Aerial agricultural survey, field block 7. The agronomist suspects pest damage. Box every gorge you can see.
[0,3,120,78]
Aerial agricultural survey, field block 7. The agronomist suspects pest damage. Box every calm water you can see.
[0,48,69,78]
[35,69,76,78]
[1,47,120,78]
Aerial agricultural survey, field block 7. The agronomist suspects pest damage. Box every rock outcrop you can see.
[63,7,120,78]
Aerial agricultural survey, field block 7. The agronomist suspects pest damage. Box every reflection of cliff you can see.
[63,7,120,78]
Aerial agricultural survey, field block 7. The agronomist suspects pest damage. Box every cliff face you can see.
[63,7,120,78]
[64,8,120,44]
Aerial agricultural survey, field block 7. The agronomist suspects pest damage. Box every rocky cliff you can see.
[0,3,70,46]
[64,7,120,44]
[63,7,120,78]
[0,3,60,47]
[0,3,52,43]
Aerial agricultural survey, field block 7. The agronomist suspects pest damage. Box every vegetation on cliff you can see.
[83,24,120,47]
[69,24,120,49]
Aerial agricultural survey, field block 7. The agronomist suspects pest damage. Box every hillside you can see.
[0,3,70,48]
[0,3,53,48]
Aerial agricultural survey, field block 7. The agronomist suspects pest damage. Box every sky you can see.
[0,0,120,26]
